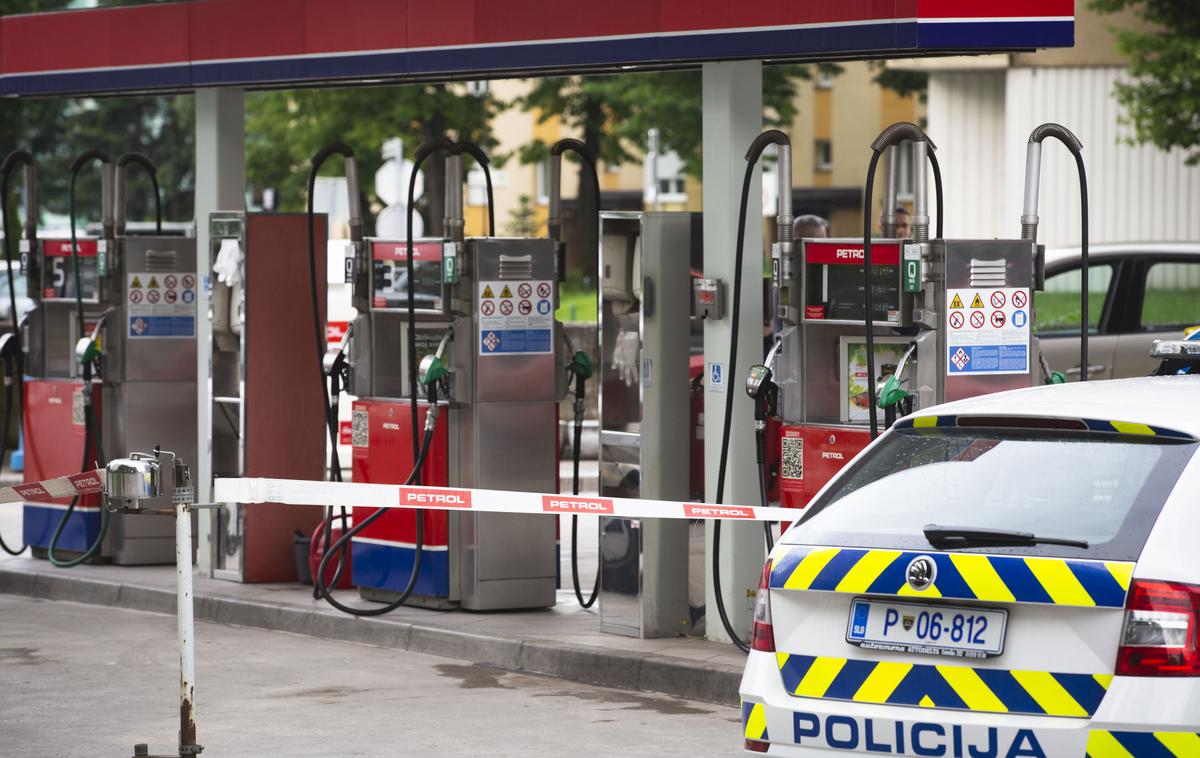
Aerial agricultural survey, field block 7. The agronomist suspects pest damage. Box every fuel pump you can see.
[332,137,563,612]
[0,150,35,556]
[24,150,198,566]
[765,120,1091,515]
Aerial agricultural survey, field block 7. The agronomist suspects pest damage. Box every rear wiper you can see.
[923,525,1089,550]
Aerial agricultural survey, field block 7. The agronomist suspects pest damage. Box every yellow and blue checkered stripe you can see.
[894,414,1194,440]
[1087,730,1200,757]
[777,653,1110,718]
[770,546,1133,608]
[741,701,768,742]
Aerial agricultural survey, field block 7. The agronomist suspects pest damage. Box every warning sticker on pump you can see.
[127,271,196,339]
[478,279,553,356]
[945,286,1030,376]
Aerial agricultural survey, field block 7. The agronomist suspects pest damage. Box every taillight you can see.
[751,559,775,653]
[1116,580,1200,676]
[744,739,769,753]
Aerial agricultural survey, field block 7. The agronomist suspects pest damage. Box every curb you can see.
[0,567,743,707]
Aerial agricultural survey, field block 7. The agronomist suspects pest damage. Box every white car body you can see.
[740,376,1200,757]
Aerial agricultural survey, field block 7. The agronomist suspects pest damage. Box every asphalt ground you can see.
[0,594,744,758]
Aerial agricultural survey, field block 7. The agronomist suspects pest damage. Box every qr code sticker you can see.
[351,410,369,448]
[72,388,86,427]
[781,436,803,481]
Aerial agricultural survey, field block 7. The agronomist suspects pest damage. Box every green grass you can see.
[1035,289,1200,333]
[556,281,598,323]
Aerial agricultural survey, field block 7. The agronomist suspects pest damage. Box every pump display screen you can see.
[370,240,445,312]
[41,239,100,301]
[803,240,902,324]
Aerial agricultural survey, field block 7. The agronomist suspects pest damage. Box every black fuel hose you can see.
[0,150,34,556]
[115,152,162,235]
[455,141,496,237]
[863,123,935,439]
[314,384,438,615]
[568,369,597,608]
[317,138,459,614]
[1028,124,1089,381]
[306,144,354,594]
[48,151,111,568]
[712,130,791,654]
[549,138,603,610]
[407,138,456,468]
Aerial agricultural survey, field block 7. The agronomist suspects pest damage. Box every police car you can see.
[740,375,1200,757]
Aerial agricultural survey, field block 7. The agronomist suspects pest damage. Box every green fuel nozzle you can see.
[567,350,593,380]
[877,372,912,409]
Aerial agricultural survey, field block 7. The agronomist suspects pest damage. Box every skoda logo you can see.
[906,556,937,592]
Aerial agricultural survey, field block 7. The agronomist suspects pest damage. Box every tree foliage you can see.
[245,84,500,234]
[1091,0,1200,164]
[513,64,840,178]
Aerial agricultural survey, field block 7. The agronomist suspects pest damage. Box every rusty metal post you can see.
[176,500,199,755]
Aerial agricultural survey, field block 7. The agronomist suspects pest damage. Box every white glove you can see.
[612,330,640,387]
[213,238,242,288]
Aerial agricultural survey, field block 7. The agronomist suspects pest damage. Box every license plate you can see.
[845,598,1007,659]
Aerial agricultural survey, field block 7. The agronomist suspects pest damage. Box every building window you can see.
[815,140,833,172]
[466,80,489,97]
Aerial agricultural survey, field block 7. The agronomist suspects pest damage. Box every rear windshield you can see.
[794,429,1197,561]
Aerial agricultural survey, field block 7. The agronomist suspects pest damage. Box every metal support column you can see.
[701,61,764,643]
[193,88,245,574]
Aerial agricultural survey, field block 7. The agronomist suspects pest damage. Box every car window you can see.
[1140,260,1200,330]
[1034,263,1114,336]
[794,428,1196,561]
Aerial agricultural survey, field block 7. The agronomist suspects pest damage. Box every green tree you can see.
[506,194,540,237]
[245,84,499,235]
[515,65,836,178]
[1092,0,1200,163]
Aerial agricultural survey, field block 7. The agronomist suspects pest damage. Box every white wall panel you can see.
[1006,67,1200,248]
[927,70,1008,239]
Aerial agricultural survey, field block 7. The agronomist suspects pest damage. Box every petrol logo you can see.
[906,556,937,592]
[541,495,614,514]
[398,487,472,509]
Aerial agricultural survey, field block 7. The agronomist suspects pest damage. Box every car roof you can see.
[908,376,1200,439]
[1045,242,1200,269]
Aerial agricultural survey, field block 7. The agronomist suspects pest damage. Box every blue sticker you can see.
[1011,309,1027,328]
[536,299,551,315]
[130,316,195,339]
[948,344,1028,374]
[480,329,553,355]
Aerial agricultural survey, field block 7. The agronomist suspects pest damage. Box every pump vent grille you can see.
[969,259,1007,288]
[498,254,534,280]
[144,249,178,272]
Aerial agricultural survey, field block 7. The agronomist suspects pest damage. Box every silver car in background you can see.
[1038,243,1200,380]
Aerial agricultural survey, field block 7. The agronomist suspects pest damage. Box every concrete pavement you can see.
[0,595,744,757]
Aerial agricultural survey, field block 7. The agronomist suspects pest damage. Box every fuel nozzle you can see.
[0,332,19,385]
[744,364,779,465]
[74,310,111,369]
[418,329,454,428]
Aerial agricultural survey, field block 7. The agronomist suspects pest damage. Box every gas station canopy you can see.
[0,0,1072,97]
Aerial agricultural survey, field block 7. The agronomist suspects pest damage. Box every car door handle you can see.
[1066,364,1105,376]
